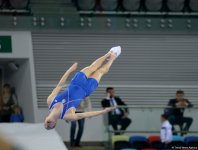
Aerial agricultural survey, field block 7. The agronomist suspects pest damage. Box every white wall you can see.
[0,31,37,122]
[0,31,30,58]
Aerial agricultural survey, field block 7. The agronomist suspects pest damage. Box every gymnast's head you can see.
[44,114,57,130]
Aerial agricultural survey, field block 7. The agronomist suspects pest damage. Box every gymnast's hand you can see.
[104,106,116,113]
[68,62,78,72]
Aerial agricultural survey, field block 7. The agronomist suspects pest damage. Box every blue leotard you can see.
[49,72,98,119]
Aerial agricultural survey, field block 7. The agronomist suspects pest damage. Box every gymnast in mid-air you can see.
[44,46,121,130]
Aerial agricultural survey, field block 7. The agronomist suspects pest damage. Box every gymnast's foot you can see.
[109,46,121,57]
[109,52,117,61]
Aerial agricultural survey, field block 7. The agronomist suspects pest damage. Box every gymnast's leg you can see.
[64,50,120,121]
[45,47,121,129]
[80,50,112,78]
[81,46,121,78]
[90,53,117,83]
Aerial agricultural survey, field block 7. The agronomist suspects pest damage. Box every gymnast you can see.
[44,46,121,130]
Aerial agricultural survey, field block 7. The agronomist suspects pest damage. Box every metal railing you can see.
[104,105,198,149]
[79,10,198,16]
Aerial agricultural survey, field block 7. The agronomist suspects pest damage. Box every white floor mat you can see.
[0,123,67,150]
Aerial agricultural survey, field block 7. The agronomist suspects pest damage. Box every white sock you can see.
[109,46,121,57]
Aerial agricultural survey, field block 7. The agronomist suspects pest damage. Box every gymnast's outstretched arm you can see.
[58,63,77,85]
[47,63,78,104]
[66,107,116,121]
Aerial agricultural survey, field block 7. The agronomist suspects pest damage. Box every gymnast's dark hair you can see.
[106,87,114,92]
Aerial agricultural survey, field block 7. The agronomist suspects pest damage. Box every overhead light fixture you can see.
[100,0,118,11]
[122,0,141,11]
[8,61,19,71]
[189,0,198,12]
[0,0,3,8]
[145,0,163,11]
[77,0,95,10]
[167,0,185,12]
[9,0,29,9]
